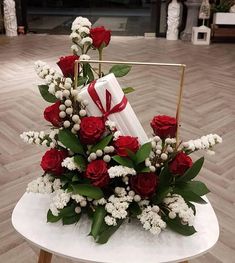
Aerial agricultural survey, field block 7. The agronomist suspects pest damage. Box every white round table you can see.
[12,193,219,263]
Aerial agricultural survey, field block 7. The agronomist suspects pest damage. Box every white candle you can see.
[79,73,148,144]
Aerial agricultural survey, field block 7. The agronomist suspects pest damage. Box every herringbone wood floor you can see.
[0,35,234,263]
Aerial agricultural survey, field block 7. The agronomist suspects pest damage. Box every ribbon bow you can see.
[87,80,127,120]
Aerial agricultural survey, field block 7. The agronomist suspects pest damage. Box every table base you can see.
[38,249,52,263]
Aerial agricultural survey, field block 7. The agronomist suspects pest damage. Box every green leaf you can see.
[109,64,131,77]
[177,157,204,182]
[62,214,81,225]
[85,206,94,220]
[112,155,134,168]
[129,202,142,217]
[176,181,210,196]
[126,149,136,162]
[83,63,94,81]
[122,87,135,94]
[159,165,172,187]
[58,129,85,155]
[173,188,207,204]
[77,76,88,86]
[152,186,172,204]
[87,67,94,81]
[139,167,151,173]
[74,155,87,171]
[90,206,107,238]
[96,220,124,244]
[59,205,76,217]
[90,134,113,153]
[66,184,74,192]
[135,142,152,165]
[72,184,104,200]
[63,171,77,180]
[38,85,57,103]
[72,175,79,182]
[152,166,172,204]
[165,216,197,236]
[47,210,61,223]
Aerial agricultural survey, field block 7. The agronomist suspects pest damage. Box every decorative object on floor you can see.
[166,0,181,40]
[192,0,211,45]
[192,25,211,44]
[180,0,201,41]
[199,0,211,24]
[3,0,17,36]
[19,16,222,245]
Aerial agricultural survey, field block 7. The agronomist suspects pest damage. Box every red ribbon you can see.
[87,80,127,119]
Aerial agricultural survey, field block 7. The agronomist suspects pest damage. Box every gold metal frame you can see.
[74,60,186,146]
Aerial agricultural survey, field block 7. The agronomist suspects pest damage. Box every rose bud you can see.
[169,152,193,176]
[41,148,67,176]
[44,100,62,127]
[79,116,105,145]
[90,26,111,49]
[151,115,177,139]
[130,172,158,198]
[114,136,139,157]
[85,160,110,187]
[57,55,79,78]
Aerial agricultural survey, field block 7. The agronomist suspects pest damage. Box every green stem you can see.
[82,64,85,79]
[98,49,103,78]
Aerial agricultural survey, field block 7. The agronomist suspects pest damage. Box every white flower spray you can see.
[138,205,166,235]
[104,188,133,226]
[182,134,222,155]
[163,194,195,226]
[70,16,92,56]
[20,130,59,148]
[26,174,61,194]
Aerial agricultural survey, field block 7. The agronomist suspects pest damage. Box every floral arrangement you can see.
[20,17,222,244]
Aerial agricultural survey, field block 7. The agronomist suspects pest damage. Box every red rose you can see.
[41,148,67,176]
[57,55,79,77]
[151,115,177,139]
[44,100,62,127]
[130,173,158,198]
[169,152,193,176]
[90,26,111,49]
[79,116,105,144]
[114,136,139,157]
[85,160,109,187]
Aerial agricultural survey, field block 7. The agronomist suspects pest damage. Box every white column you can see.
[3,0,17,37]
[180,0,201,41]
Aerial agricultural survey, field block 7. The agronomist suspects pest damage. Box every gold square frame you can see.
[74,60,186,146]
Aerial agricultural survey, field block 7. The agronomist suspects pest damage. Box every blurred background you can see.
[1,0,235,41]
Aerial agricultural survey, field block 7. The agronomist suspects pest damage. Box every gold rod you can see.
[74,59,186,146]
[176,65,186,147]
[77,59,185,67]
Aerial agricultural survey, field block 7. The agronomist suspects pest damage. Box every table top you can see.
[12,193,219,263]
